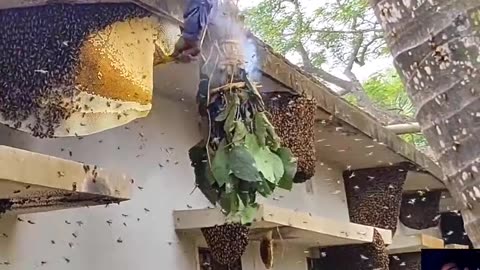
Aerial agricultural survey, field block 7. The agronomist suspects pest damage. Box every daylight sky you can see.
[237,0,393,82]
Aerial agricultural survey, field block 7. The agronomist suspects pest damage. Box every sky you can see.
[237,0,393,82]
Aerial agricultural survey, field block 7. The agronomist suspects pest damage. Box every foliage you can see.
[245,0,386,69]
[189,78,297,225]
[245,0,431,151]
[362,69,405,111]
[360,69,429,150]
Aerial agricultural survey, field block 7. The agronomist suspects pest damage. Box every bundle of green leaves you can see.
[189,83,297,225]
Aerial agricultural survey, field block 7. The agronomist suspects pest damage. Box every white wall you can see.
[259,162,349,222]
[0,68,349,270]
[395,220,442,239]
[0,95,207,270]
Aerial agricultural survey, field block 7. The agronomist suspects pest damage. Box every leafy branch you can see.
[190,70,297,225]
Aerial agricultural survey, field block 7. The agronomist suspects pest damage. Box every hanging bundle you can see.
[205,69,297,223]
[189,34,297,224]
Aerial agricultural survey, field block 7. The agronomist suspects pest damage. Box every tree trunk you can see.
[368,0,480,246]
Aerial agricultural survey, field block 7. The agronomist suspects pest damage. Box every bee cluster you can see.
[399,190,441,230]
[200,223,250,265]
[0,188,121,217]
[0,3,150,137]
[344,165,407,234]
[389,253,420,270]
[316,230,389,270]
[198,248,243,270]
[263,92,316,183]
[0,199,13,215]
[440,211,473,247]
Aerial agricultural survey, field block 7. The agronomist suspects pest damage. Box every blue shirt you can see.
[183,0,215,41]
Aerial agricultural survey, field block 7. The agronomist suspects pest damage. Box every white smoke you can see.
[244,36,261,82]
[210,0,261,82]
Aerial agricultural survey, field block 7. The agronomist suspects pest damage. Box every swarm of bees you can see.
[440,211,472,246]
[0,199,13,214]
[263,92,317,183]
[316,230,389,270]
[201,223,250,265]
[343,165,407,235]
[0,3,149,137]
[399,190,442,230]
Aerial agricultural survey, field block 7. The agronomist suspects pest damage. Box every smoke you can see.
[244,35,261,82]
[209,0,261,82]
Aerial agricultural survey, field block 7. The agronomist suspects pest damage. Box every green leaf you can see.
[229,146,262,182]
[257,177,273,197]
[237,194,246,212]
[264,114,281,151]
[233,121,248,143]
[229,192,240,215]
[219,193,230,214]
[276,147,298,191]
[211,145,230,187]
[188,142,219,205]
[241,204,258,224]
[224,103,238,137]
[220,191,239,216]
[254,147,284,183]
[245,133,261,154]
[238,192,250,207]
[254,112,267,146]
[225,176,239,194]
[215,103,231,122]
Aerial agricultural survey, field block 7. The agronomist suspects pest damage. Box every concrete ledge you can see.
[174,204,392,248]
[444,244,469,249]
[388,234,444,254]
[0,145,132,215]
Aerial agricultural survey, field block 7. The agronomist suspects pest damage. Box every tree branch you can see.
[296,43,354,93]
[311,28,383,34]
[356,35,384,66]
[281,0,414,125]
[344,18,363,73]
[345,34,364,73]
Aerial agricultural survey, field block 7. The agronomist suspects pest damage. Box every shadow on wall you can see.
[0,216,18,261]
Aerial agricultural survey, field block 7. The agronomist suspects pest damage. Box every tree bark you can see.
[368,0,480,246]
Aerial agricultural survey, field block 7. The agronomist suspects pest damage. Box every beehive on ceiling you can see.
[0,3,179,138]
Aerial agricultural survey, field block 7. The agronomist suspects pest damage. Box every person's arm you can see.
[182,0,214,42]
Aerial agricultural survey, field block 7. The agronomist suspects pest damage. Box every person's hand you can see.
[171,37,201,63]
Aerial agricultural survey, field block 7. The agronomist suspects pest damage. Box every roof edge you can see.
[253,37,444,182]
